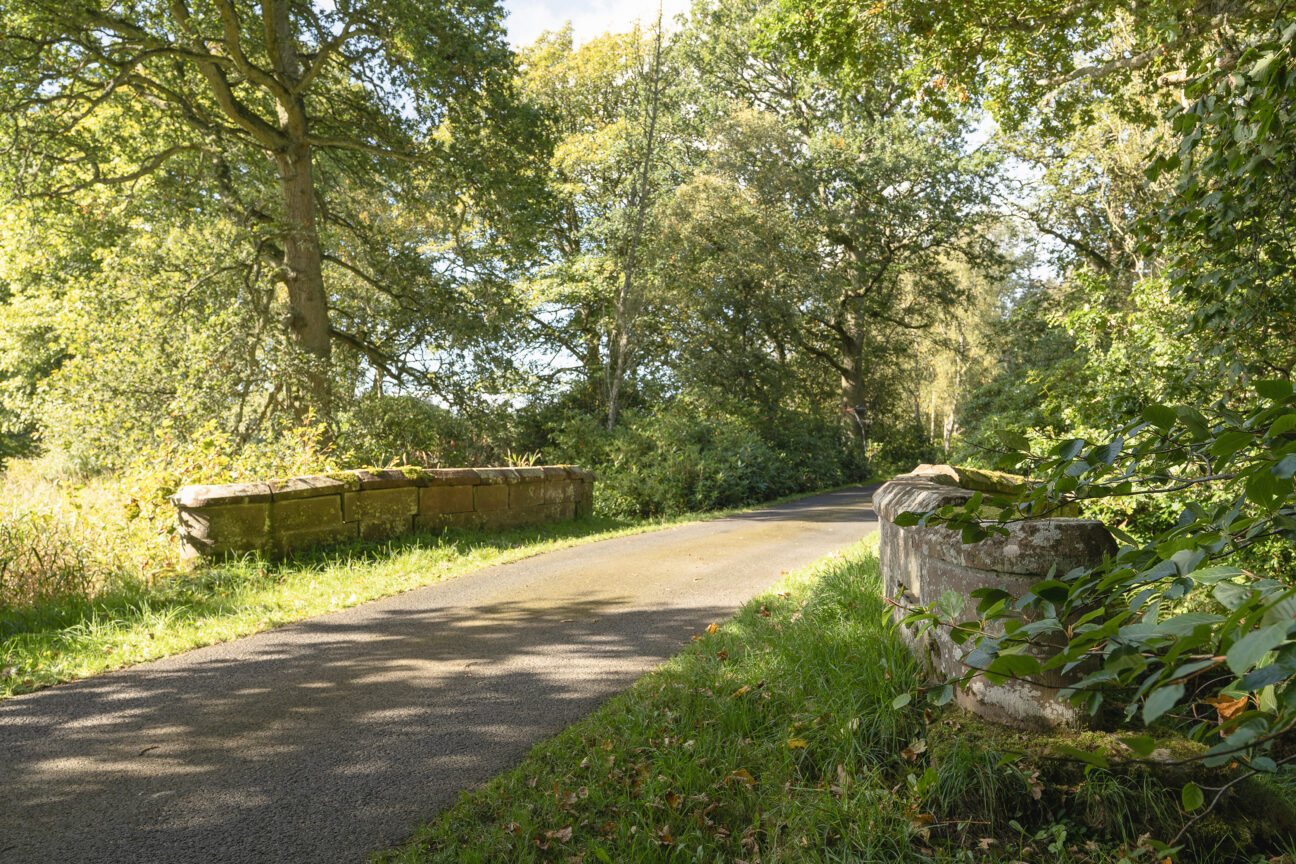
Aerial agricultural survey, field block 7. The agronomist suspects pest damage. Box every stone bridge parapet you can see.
[874,464,1114,729]
[172,466,595,562]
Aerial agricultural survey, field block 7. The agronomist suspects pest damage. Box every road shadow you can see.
[1,591,735,864]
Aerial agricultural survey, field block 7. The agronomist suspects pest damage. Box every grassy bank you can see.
[378,541,1295,864]
[0,484,867,698]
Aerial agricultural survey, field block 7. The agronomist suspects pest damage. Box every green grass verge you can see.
[376,541,1294,864]
[0,484,869,699]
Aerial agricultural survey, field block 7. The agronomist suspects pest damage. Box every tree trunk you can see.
[943,331,965,452]
[839,322,871,454]
[606,12,664,431]
[266,0,332,423]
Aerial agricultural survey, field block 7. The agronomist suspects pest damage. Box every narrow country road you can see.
[0,486,879,864]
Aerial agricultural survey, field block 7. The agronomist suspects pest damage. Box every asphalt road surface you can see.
[0,486,879,864]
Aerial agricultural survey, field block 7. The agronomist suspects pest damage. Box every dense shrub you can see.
[545,399,868,518]
[337,394,498,468]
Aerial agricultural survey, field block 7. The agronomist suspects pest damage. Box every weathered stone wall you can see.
[172,466,596,562]
[874,465,1114,729]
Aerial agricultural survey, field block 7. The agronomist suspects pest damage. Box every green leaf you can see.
[1057,438,1085,460]
[1174,405,1211,440]
[1120,735,1157,757]
[1213,581,1254,610]
[1239,663,1290,691]
[1030,579,1070,605]
[1246,467,1284,510]
[1052,744,1110,769]
[1142,404,1177,430]
[1143,683,1185,723]
[1226,623,1288,675]
[1155,612,1223,636]
[930,684,954,706]
[891,692,912,709]
[893,511,920,527]
[1091,438,1124,465]
[1256,379,1294,400]
[1181,782,1204,811]
[1210,430,1254,464]
[995,428,1032,452]
[1250,52,1278,80]
[1270,414,1296,437]
[1189,566,1245,585]
[938,589,965,619]
[1273,454,1296,479]
[988,653,1041,681]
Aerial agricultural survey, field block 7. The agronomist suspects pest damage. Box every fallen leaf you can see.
[1205,694,1249,723]
[759,605,771,617]
[706,622,719,634]
[787,738,808,749]
[503,821,521,835]
[728,768,755,787]
[1027,770,1044,800]
[731,685,751,698]
[544,825,573,843]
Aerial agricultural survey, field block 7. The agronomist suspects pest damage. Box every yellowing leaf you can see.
[787,738,808,749]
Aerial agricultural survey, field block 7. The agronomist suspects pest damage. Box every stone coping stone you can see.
[513,467,546,482]
[175,466,595,510]
[906,464,1028,495]
[268,475,350,501]
[423,468,483,486]
[873,477,973,523]
[355,468,422,490]
[473,468,519,485]
[173,482,273,509]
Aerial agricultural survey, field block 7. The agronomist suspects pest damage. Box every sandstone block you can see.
[274,522,359,557]
[513,467,545,483]
[415,511,484,531]
[343,487,418,523]
[358,516,414,541]
[420,484,474,515]
[510,480,546,509]
[475,484,509,511]
[272,495,343,533]
[576,483,594,517]
[177,503,271,557]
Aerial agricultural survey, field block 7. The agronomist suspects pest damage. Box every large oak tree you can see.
[0,0,543,421]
